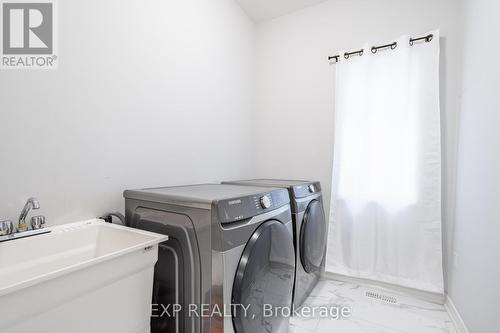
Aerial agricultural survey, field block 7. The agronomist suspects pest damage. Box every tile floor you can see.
[290,279,457,333]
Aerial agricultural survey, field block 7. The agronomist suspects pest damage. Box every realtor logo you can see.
[1,0,57,69]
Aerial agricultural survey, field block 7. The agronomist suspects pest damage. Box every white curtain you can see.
[326,30,443,294]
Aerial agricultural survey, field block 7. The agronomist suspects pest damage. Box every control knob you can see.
[308,184,315,193]
[260,196,272,209]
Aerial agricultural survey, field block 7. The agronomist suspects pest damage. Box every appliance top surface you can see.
[225,179,316,188]
[124,183,284,208]
[223,179,322,201]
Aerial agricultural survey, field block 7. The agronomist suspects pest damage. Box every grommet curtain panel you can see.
[326,30,443,293]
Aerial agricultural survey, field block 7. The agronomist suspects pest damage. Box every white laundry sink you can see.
[0,219,167,333]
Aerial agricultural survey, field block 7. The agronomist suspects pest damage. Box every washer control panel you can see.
[218,189,289,224]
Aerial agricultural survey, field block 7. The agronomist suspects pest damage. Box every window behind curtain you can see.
[326,30,443,294]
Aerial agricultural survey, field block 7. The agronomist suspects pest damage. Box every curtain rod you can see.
[328,34,433,63]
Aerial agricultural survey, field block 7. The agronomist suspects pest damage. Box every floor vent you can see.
[365,290,398,305]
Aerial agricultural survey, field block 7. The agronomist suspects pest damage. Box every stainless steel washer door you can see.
[231,220,295,333]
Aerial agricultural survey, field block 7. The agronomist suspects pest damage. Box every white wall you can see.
[448,0,500,331]
[0,0,255,225]
[254,0,463,290]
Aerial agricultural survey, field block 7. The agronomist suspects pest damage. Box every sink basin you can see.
[0,219,167,333]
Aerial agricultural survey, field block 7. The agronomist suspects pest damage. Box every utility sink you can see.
[0,219,167,333]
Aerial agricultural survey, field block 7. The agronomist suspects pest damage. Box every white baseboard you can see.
[445,295,470,333]
[323,271,445,304]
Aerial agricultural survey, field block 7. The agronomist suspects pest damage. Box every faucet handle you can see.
[31,215,46,230]
[0,220,14,236]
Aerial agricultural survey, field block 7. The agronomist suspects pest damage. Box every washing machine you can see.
[124,184,295,333]
[222,180,327,308]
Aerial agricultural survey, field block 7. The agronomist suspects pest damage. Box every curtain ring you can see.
[426,34,433,42]
[391,42,397,50]
[359,49,364,56]
[371,47,377,54]
[344,53,350,59]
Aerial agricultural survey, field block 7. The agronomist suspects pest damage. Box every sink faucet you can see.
[18,197,40,232]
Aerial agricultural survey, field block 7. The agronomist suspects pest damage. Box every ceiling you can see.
[236,0,328,22]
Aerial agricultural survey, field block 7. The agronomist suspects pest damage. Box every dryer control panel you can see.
[217,189,289,224]
[292,181,322,199]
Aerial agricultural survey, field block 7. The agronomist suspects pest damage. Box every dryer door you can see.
[232,220,295,333]
[300,199,327,273]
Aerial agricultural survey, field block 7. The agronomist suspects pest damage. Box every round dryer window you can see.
[300,199,327,273]
[232,220,295,333]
